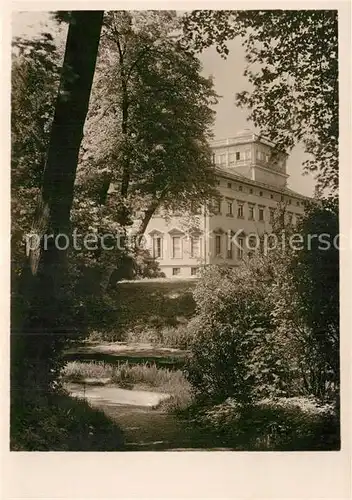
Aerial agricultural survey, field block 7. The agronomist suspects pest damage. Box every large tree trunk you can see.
[11,11,104,401]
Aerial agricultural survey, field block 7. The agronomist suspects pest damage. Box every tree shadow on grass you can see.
[11,391,125,451]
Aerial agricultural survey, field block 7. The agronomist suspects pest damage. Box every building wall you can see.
[144,213,207,278]
[207,175,305,267]
[144,173,306,278]
[144,133,306,278]
[212,136,288,187]
[253,165,287,187]
[213,142,254,168]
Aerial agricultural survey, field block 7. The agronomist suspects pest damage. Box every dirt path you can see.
[92,402,232,451]
[67,382,232,451]
[65,343,234,450]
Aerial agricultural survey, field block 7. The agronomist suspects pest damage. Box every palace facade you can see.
[144,129,308,278]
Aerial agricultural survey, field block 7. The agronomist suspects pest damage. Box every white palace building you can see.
[143,129,309,278]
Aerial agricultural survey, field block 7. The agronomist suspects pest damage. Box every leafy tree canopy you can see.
[183,10,338,194]
[78,10,219,234]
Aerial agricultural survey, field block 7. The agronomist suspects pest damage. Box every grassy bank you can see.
[11,391,125,451]
[87,279,197,342]
[179,397,340,451]
[62,360,193,411]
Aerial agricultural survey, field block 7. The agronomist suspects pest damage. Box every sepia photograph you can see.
[10,8,341,455]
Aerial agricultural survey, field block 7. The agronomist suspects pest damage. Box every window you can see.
[172,267,181,276]
[248,235,258,251]
[237,203,244,218]
[219,154,226,166]
[172,236,182,259]
[235,151,241,161]
[214,198,222,214]
[259,207,265,222]
[191,267,198,276]
[227,241,233,259]
[237,237,244,260]
[190,236,200,258]
[227,182,232,189]
[245,149,251,160]
[296,201,300,207]
[288,199,292,205]
[228,153,235,165]
[152,237,162,258]
[265,154,270,162]
[216,179,221,186]
[248,205,255,220]
[249,188,253,194]
[227,200,233,216]
[259,191,263,197]
[238,185,243,192]
[215,235,222,256]
[256,150,261,160]
[270,194,274,199]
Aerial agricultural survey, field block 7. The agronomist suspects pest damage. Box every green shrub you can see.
[125,324,192,349]
[196,396,339,451]
[90,279,197,340]
[11,392,124,451]
[186,266,295,404]
[292,199,339,398]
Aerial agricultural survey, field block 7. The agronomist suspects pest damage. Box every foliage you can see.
[11,34,61,277]
[11,391,124,451]
[11,12,104,414]
[186,265,296,404]
[93,279,197,340]
[78,10,218,236]
[62,360,114,382]
[182,10,338,193]
[125,324,192,350]
[132,248,166,279]
[190,396,339,451]
[187,199,339,405]
[292,198,339,397]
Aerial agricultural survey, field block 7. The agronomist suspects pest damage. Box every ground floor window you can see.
[190,236,200,258]
[237,237,244,259]
[215,234,222,256]
[152,236,162,258]
[172,236,182,258]
[191,267,198,276]
[172,267,181,276]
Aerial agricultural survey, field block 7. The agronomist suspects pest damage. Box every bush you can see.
[195,396,339,451]
[89,279,197,340]
[11,392,125,451]
[124,324,192,349]
[292,199,339,398]
[186,265,295,404]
